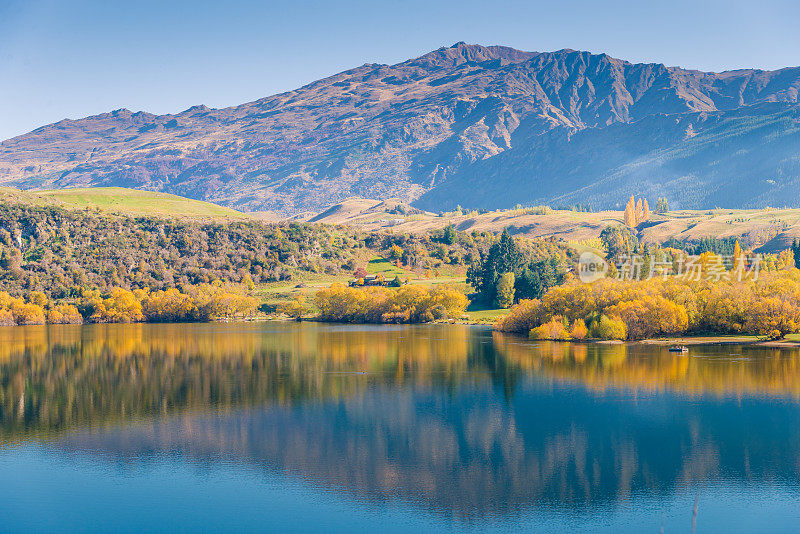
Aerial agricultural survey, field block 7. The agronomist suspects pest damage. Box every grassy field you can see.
[256,273,347,314]
[463,304,509,324]
[0,186,248,219]
[366,257,406,277]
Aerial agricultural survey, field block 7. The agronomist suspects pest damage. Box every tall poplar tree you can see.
[624,196,637,227]
[641,198,650,222]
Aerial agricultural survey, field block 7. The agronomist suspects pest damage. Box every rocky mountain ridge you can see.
[2,42,799,213]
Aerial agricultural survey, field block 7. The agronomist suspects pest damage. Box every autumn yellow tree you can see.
[46,304,83,324]
[89,288,145,323]
[143,288,198,322]
[623,196,651,226]
[588,315,627,340]
[733,240,743,266]
[641,198,651,222]
[277,296,308,319]
[624,196,637,227]
[314,283,467,323]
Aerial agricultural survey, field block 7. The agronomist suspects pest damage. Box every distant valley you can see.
[1,42,799,214]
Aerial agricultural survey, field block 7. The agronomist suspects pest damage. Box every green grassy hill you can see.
[0,187,248,219]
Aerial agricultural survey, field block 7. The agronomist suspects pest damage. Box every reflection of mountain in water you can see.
[3,323,800,518]
[56,382,800,518]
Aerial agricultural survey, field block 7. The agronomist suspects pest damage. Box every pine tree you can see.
[792,239,800,269]
[470,228,521,303]
[442,224,457,245]
[640,242,652,280]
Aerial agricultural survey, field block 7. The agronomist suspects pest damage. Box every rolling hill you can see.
[1,43,799,214]
[0,186,248,219]
[303,197,800,253]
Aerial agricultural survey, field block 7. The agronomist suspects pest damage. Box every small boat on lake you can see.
[669,345,689,353]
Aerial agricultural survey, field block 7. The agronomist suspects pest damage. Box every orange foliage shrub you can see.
[569,319,589,340]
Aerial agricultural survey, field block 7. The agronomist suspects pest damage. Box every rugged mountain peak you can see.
[1,44,800,214]
[406,42,538,70]
[182,104,211,115]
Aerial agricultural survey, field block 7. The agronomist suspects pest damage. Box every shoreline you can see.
[251,319,800,347]
[497,332,800,348]
[637,336,800,348]
[3,318,800,348]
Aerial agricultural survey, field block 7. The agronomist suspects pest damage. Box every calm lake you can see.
[2,323,800,532]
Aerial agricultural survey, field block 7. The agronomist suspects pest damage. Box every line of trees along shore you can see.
[0,283,256,326]
[496,271,800,340]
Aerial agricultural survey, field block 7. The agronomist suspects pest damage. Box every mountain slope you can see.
[2,43,800,213]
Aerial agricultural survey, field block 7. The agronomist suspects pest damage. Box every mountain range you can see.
[2,42,799,214]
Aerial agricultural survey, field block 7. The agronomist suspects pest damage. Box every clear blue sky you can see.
[1,0,798,141]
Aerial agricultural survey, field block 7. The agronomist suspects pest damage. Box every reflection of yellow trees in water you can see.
[9,324,800,515]
[0,323,478,443]
[0,323,470,364]
[493,333,800,398]
[6,322,800,445]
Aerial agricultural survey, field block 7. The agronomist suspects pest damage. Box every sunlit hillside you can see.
[303,198,800,252]
[0,186,248,219]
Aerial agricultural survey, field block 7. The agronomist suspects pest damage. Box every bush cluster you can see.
[314,284,468,323]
